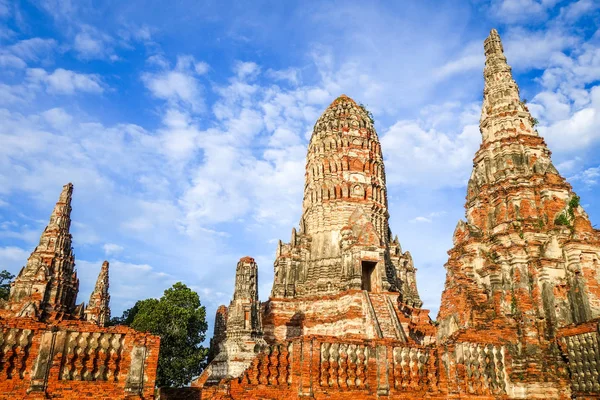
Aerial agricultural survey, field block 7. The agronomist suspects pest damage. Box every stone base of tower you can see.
[188,320,600,400]
[191,298,600,400]
[261,290,434,344]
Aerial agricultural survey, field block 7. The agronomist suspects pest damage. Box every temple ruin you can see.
[190,29,600,400]
[0,184,160,399]
[2,28,600,400]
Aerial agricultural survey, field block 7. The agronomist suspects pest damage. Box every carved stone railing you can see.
[194,335,519,399]
[0,317,159,399]
[319,342,369,389]
[392,346,437,392]
[237,342,292,386]
[444,342,508,396]
[0,327,34,380]
[558,320,600,396]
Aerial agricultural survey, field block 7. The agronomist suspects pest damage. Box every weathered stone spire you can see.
[480,29,537,144]
[229,257,262,334]
[6,183,80,319]
[301,94,388,240]
[207,305,228,364]
[204,257,265,382]
[437,29,600,394]
[271,95,421,300]
[85,260,111,326]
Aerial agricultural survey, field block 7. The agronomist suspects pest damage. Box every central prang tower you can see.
[198,96,434,386]
[270,95,421,303]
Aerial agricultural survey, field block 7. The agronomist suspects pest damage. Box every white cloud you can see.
[234,61,260,79]
[74,26,112,60]
[8,38,57,62]
[0,83,32,104]
[490,0,557,23]
[409,211,447,224]
[559,0,599,21]
[503,27,579,71]
[577,166,600,186]
[540,85,600,152]
[0,246,29,272]
[381,103,481,188]
[434,54,483,80]
[27,68,104,94]
[410,216,432,223]
[194,61,209,75]
[142,56,207,111]
[0,37,57,70]
[0,54,26,69]
[266,68,300,85]
[103,243,124,255]
[42,107,73,128]
[530,91,571,123]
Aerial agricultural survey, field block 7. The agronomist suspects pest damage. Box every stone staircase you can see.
[365,292,405,341]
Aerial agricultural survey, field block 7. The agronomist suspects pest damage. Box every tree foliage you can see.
[0,270,15,301]
[114,282,208,387]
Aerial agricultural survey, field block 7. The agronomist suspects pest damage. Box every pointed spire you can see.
[48,183,74,233]
[85,260,111,326]
[480,29,537,143]
[6,183,79,319]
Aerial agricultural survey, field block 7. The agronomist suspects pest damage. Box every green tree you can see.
[0,270,15,300]
[115,282,208,387]
[107,298,151,326]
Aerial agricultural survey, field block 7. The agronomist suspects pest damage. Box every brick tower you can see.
[84,260,111,326]
[270,95,421,303]
[5,183,81,319]
[437,29,600,398]
[202,257,266,383]
[261,95,430,343]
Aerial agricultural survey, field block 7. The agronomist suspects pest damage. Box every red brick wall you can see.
[192,334,573,400]
[0,316,159,400]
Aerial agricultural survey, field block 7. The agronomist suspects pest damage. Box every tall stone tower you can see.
[437,29,600,397]
[84,260,111,326]
[198,96,434,388]
[203,257,266,383]
[271,95,421,304]
[6,183,81,319]
[262,95,429,343]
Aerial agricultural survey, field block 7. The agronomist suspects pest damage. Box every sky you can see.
[1,0,599,336]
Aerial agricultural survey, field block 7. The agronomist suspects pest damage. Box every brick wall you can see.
[0,316,159,400]
[192,334,550,400]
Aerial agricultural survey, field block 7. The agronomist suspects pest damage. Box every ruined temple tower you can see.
[206,257,266,382]
[0,184,160,399]
[84,260,111,326]
[198,95,435,386]
[270,95,421,305]
[437,29,600,397]
[263,95,430,343]
[5,183,81,319]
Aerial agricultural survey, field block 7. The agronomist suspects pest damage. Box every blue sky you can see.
[1,0,599,334]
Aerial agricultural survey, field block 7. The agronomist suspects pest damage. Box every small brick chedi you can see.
[192,30,600,399]
[0,183,160,399]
